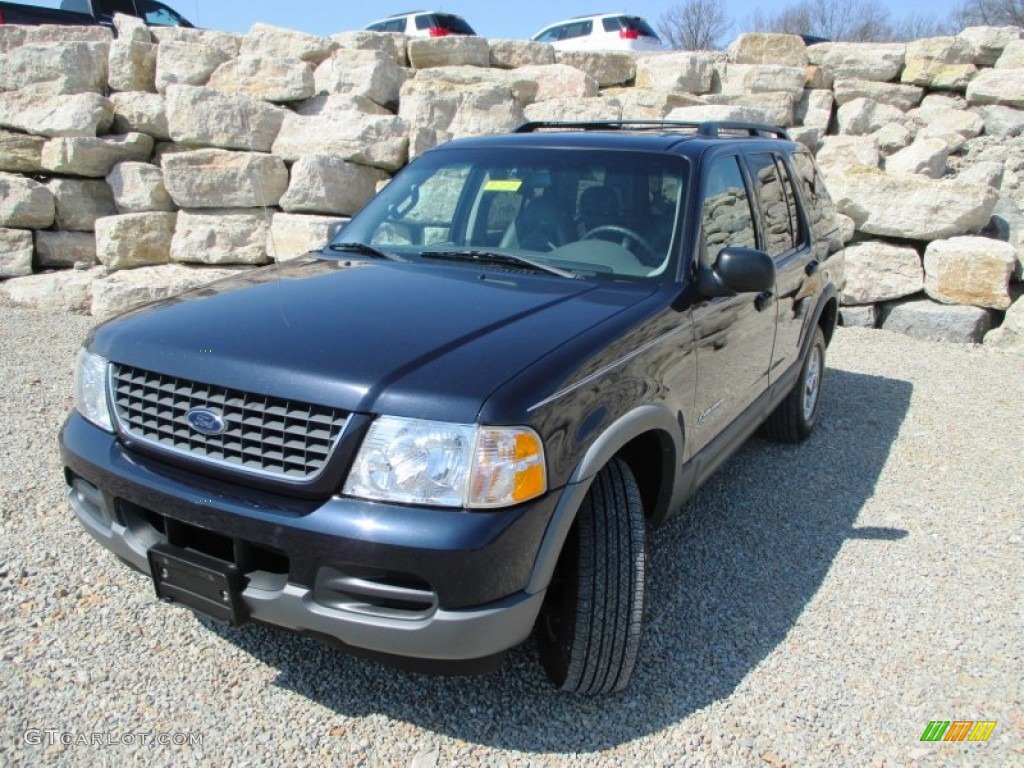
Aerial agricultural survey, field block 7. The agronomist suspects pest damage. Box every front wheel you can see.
[537,458,646,695]
[763,326,826,443]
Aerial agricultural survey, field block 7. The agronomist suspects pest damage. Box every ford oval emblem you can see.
[186,408,227,436]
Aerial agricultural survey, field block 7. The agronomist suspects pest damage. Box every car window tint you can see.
[747,152,794,257]
[436,14,475,34]
[602,17,622,32]
[624,16,659,37]
[415,15,431,30]
[535,25,565,42]
[702,156,756,256]
[791,150,839,249]
[133,0,185,25]
[105,0,138,15]
[775,155,806,250]
[563,20,593,39]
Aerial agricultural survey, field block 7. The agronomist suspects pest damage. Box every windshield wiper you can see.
[420,249,577,279]
[326,242,396,260]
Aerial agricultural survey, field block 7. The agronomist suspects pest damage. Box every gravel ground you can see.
[0,305,1021,767]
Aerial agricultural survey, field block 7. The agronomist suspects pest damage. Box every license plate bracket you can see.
[148,543,247,626]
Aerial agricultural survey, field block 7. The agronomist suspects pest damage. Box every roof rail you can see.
[696,121,790,139]
[514,120,791,140]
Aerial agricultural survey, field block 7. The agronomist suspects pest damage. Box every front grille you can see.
[111,364,348,481]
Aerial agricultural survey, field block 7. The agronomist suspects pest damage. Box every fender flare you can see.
[800,282,838,354]
[526,404,682,594]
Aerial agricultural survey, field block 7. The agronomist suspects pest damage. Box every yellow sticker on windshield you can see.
[484,180,523,192]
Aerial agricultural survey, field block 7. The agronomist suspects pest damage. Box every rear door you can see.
[743,151,816,381]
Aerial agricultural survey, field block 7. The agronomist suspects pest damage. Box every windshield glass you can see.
[337,147,688,281]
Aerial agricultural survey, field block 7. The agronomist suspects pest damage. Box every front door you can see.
[689,154,777,457]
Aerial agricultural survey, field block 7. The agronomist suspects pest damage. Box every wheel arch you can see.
[526,404,681,594]
[802,283,838,354]
[818,293,839,346]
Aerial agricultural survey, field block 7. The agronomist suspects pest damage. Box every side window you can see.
[105,0,139,15]
[415,15,431,30]
[776,156,806,249]
[564,20,593,39]
[747,152,796,257]
[701,156,756,258]
[535,25,564,43]
[791,149,843,259]
[602,17,622,32]
[136,0,185,26]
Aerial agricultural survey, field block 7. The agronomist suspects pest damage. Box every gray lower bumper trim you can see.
[70,490,545,661]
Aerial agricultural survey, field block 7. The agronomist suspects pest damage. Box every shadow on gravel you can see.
[207,367,912,754]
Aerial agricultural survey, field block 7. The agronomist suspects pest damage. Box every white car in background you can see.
[531,13,663,52]
[364,10,477,37]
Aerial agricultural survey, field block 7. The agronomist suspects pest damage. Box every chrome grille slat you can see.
[111,364,348,481]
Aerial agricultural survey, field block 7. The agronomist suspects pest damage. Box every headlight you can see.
[74,348,113,432]
[343,416,546,509]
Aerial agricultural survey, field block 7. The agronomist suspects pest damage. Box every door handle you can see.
[755,291,775,312]
[805,260,819,276]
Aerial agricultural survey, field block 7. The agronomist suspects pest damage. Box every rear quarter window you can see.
[791,150,840,246]
[435,14,475,34]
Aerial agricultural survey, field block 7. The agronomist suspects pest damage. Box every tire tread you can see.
[558,458,646,695]
[763,326,826,444]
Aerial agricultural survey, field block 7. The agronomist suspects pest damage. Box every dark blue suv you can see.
[60,121,845,694]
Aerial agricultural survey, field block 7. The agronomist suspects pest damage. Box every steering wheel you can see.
[582,225,657,263]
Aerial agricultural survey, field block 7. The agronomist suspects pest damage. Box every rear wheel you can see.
[763,326,826,443]
[538,458,646,695]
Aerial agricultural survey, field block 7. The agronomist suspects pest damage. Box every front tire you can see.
[538,458,646,695]
[763,326,826,443]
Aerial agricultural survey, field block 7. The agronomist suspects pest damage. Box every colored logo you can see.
[920,721,997,742]
[186,408,227,436]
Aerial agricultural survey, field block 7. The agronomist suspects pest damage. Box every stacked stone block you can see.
[0,20,1020,354]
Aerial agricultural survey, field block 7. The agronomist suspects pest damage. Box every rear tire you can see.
[538,458,646,695]
[763,326,826,443]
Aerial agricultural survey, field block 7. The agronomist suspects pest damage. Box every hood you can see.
[89,258,656,422]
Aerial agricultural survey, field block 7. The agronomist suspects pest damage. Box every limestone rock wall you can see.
[0,20,1022,353]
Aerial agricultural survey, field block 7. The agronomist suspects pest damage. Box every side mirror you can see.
[697,247,776,297]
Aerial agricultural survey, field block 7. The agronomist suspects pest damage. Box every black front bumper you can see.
[59,413,555,663]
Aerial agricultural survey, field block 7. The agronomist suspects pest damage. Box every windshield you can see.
[336,147,688,281]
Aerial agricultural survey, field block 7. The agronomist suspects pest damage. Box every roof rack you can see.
[514,120,791,140]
